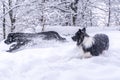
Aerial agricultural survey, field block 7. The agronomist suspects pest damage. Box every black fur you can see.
[4,31,66,52]
[72,28,109,56]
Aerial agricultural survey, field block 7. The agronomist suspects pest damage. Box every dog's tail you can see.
[50,31,66,41]
[56,33,66,41]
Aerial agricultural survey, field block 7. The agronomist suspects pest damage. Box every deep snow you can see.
[0,26,120,80]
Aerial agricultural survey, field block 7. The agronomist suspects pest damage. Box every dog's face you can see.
[72,28,86,46]
[4,33,17,44]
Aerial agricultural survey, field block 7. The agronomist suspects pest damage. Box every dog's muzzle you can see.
[72,36,77,41]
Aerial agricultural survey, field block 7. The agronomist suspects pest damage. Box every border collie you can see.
[4,31,66,52]
[72,28,109,58]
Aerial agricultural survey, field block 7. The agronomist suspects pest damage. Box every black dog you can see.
[4,31,66,52]
[72,28,109,58]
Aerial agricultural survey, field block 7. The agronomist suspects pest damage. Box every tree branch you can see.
[51,6,71,13]
[90,5,108,12]
[0,4,21,19]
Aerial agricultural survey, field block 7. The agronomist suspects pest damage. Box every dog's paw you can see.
[81,52,92,59]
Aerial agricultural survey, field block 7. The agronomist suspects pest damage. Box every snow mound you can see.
[0,27,120,80]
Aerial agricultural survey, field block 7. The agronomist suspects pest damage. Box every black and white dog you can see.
[72,28,109,58]
[4,31,66,52]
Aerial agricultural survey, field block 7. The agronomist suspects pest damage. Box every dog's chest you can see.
[82,37,94,48]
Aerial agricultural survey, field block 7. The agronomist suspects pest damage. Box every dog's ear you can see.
[78,29,82,32]
[79,29,81,31]
[82,28,86,32]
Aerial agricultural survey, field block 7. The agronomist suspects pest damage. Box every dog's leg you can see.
[7,40,30,52]
[7,44,21,52]
[81,52,92,59]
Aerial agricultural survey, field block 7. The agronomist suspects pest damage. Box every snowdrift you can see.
[0,26,120,80]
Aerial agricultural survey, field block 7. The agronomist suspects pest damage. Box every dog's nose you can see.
[71,36,76,41]
[71,37,74,40]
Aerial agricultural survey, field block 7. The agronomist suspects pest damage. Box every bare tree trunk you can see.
[70,0,79,26]
[41,0,45,31]
[41,15,45,31]
[8,0,16,32]
[107,0,111,27]
[89,10,93,27]
[81,0,90,28]
[42,0,45,3]
[3,2,6,39]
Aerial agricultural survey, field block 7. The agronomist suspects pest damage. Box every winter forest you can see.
[1,0,120,80]
[0,0,120,40]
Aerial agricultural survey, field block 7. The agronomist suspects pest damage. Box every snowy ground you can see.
[0,26,120,80]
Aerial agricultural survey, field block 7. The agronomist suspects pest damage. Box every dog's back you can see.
[37,31,66,41]
[94,34,109,50]
[90,34,109,56]
[5,31,66,44]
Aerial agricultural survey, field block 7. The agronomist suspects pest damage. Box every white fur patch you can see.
[82,37,94,48]
[81,52,92,59]
[78,46,84,55]
[78,46,92,59]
